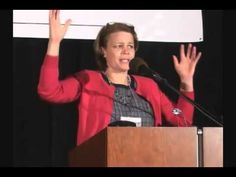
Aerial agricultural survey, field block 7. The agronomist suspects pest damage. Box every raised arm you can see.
[161,44,202,126]
[38,10,80,103]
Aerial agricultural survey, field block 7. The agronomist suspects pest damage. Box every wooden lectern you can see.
[203,127,223,167]
[68,127,199,167]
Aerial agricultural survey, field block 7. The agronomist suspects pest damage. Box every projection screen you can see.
[13,10,203,42]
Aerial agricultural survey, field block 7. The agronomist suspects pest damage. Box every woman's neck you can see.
[104,70,129,86]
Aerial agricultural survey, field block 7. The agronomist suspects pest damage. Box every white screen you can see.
[13,10,203,42]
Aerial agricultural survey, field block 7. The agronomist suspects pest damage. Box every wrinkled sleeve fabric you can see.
[160,88,194,126]
[38,55,81,103]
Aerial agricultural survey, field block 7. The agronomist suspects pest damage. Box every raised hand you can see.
[47,10,72,56]
[172,44,202,91]
[49,10,72,43]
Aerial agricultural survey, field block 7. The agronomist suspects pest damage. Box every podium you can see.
[203,127,223,167]
[68,127,222,167]
[69,127,199,167]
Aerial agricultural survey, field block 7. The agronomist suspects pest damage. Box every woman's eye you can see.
[113,44,123,48]
[128,45,134,49]
[113,44,134,49]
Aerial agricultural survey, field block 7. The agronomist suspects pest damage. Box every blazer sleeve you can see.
[159,87,194,126]
[37,55,81,103]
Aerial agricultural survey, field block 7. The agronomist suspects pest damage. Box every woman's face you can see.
[102,31,135,73]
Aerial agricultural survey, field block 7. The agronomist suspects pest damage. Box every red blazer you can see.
[38,55,194,145]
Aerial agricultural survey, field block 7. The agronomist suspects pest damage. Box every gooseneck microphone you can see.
[129,57,164,82]
[129,57,223,127]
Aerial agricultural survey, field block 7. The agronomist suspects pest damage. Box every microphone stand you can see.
[151,71,223,127]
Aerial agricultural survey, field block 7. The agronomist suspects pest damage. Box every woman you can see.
[38,10,202,145]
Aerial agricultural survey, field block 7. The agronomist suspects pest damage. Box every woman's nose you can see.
[122,46,130,54]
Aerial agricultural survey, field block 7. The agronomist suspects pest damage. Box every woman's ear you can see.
[101,47,106,58]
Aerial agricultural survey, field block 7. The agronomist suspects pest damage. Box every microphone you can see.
[108,121,136,127]
[129,57,223,127]
[129,57,164,82]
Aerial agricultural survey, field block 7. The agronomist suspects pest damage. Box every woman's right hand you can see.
[49,10,71,44]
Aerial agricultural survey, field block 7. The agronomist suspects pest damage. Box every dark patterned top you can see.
[110,83,154,127]
[101,72,155,127]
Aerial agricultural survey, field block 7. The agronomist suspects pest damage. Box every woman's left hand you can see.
[173,43,202,83]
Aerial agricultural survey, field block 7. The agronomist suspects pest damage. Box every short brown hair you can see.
[94,22,139,71]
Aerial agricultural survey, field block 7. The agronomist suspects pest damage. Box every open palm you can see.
[49,10,71,43]
[172,44,202,82]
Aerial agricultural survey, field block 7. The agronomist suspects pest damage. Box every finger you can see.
[50,10,57,24]
[191,46,196,59]
[194,52,202,63]
[64,19,72,31]
[186,43,192,58]
[56,10,60,22]
[54,10,58,20]
[191,52,202,70]
[52,10,57,19]
[172,55,179,68]
[180,44,185,60]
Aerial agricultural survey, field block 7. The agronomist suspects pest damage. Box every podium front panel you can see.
[203,127,223,167]
[107,127,198,167]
